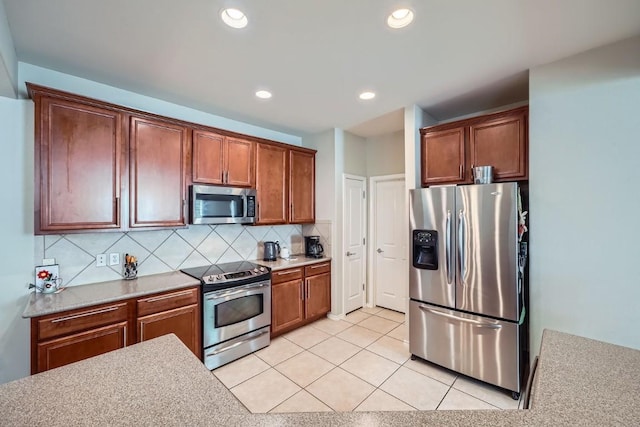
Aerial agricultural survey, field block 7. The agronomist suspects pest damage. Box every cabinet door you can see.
[289,149,315,223]
[36,322,127,373]
[271,279,304,335]
[225,137,254,187]
[36,97,123,233]
[192,130,224,184]
[305,272,331,319]
[421,127,467,186]
[129,116,189,228]
[137,304,201,357]
[469,109,527,181]
[255,143,288,224]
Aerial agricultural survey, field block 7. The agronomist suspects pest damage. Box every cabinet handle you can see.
[142,289,193,303]
[459,164,463,178]
[291,204,295,219]
[50,304,124,323]
[309,263,329,269]
[300,281,304,301]
[224,171,229,183]
[221,171,225,183]
[276,270,298,276]
[306,279,310,300]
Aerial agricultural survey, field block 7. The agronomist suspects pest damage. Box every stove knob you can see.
[259,267,266,272]
[206,277,214,283]
[253,268,258,273]
[216,274,223,280]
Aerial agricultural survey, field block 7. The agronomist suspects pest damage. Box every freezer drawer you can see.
[409,300,521,393]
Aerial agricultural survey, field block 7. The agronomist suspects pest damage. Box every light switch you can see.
[109,253,120,266]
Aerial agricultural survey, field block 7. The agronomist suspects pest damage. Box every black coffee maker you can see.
[304,236,324,258]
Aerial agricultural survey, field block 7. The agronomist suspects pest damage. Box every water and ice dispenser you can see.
[412,230,438,270]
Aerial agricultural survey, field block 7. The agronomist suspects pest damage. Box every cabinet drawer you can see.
[272,268,303,284]
[304,262,331,276]
[137,287,199,317]
[37,302,129,341]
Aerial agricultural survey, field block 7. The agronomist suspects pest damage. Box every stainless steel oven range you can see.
[180,261,271,370]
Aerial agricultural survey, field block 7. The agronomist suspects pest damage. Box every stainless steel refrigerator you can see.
[409,182,525,399]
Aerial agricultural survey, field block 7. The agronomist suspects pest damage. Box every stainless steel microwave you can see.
[190,185,256,225]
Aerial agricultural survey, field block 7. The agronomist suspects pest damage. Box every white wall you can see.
[303,130,336,221]
[529,35,640,357]
[0,98,33,383]
[404,105,437,190]
[18,63,302,146]
[0,0,18,97]
[366,130,404,176]
[343,132,367,176]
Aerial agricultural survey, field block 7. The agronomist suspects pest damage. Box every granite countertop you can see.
[1,329,638,426]
[257,255,331,271]
[23,271,200,318]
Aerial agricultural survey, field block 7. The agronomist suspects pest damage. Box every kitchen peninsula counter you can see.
[2,330,638,426]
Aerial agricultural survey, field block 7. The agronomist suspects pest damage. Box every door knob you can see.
[346,251,355,256]
[377,248,384,253]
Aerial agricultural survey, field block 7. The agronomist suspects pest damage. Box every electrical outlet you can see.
[109,253,120,266]
[42,258,56,265]
[96,254,107,267]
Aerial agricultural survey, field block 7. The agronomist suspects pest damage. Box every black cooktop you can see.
[181,261,270,292]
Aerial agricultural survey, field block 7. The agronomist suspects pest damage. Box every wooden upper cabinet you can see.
[129,116,189,228]
[289,149,315,223]
[33,93,124,233]
[255,143,288,224]
[421,127,467,186]
[192,131,253,187]
[420,106,528,186]
[192,130,224,185]
[469,108,528,181]
[225,137,254,187]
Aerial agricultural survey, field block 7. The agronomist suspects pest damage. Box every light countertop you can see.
[1,329,638,426]
[256,255,331,271]
[23,271,200,318]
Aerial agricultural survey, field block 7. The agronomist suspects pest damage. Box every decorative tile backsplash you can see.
[34,225,304,287]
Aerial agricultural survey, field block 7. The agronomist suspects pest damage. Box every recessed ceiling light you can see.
[255,90,272,99]
[221,8,248,29]
[359,91,376,100]
[387,8,414,29]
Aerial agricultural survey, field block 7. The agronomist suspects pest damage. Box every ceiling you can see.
[3,0,640,138]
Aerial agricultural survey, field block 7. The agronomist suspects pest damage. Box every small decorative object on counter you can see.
[123,254,138,280]
[31,265,64,293]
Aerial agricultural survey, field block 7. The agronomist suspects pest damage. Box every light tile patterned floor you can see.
[212,307,523,413]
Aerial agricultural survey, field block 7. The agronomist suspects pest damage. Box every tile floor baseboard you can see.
[212,307,523,413]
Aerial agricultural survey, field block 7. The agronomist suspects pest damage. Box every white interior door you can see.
[343,175,366,314]
[372,176,407,313]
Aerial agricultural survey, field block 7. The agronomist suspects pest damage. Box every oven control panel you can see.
[203,266,268,284]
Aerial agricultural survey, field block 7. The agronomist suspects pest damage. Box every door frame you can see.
[342,173,367,314]
[367,174,406,308]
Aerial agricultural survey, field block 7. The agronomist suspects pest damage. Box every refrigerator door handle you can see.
[445,210,453,285]
[418,305,502,329]
[458,209,467,284]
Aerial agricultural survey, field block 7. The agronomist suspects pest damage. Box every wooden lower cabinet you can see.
[31,286,201,374]
[137,304,200,356]
[271,262,331,337]
[305,272,331,319]
[36,322,127,373]
[271,279,304,334]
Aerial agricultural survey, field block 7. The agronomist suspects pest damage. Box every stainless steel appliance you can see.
[180,261,271,370]
[304,235,324,258]
[263,241,279,261]
[189,184,256,225]
[409,183,526,399]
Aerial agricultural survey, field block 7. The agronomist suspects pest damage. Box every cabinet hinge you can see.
[362,190,366,199]
[362,283,365,291]
[363,237,365,245]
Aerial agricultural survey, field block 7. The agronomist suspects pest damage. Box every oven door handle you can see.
[205,330,270,357]
[205,282,270,300]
